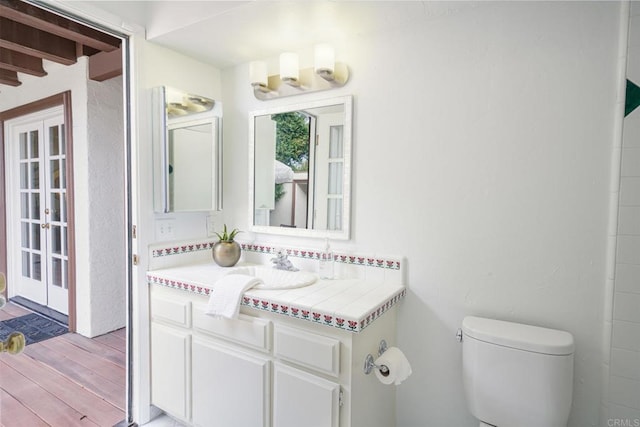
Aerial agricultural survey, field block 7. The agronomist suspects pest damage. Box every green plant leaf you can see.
[216,224,241,242]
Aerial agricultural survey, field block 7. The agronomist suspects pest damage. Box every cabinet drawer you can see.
[151,293,191,328]
[193,303,272,352]
[274,325,340,377]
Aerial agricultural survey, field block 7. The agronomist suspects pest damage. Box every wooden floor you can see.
[0,303,126,427]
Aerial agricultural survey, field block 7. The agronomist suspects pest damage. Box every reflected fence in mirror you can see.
[152,86,223,213]
[249,95,353,240]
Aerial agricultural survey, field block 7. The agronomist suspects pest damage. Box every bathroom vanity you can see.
[147,241,405,427]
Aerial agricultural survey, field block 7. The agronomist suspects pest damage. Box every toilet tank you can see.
[461,316,574,427]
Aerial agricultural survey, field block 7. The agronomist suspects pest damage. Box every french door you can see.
[5,106,68,314]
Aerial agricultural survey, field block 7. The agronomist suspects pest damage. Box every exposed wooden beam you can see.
[0,17,77,65]
[0,68,21,86]
[0,0,120,52]
[0,48,46,77]
[88,47,122,81]
[82,45,100,57]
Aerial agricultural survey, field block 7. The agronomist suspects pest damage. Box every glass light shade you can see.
[314,44,335,73]
[249,61,268,87]
[279,52,299,81]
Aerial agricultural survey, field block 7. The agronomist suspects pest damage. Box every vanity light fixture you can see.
[164,87,215,118]
[250,44,350,100]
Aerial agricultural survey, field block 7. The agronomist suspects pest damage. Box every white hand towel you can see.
[205,274,263,319]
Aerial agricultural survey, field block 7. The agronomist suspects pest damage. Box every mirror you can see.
[249,95,353,239]
[152,86,222,213]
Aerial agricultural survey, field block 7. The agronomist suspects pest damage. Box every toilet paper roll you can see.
[374,346,412,385]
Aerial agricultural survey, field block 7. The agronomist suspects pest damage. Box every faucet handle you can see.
[273,247,288,257]
[271,248,284,264]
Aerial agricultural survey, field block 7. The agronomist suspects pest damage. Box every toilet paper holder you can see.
[364,339,390,376]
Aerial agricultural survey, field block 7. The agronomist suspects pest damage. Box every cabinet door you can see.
[192,337,270,427]
[273,363,340,427]
[151,323,191,421]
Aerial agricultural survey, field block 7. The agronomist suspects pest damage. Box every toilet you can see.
[461,316,574,427]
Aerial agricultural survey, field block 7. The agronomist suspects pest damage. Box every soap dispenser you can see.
[319,239,334,279]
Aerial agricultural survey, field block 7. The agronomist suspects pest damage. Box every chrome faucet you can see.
[271,249,299,271]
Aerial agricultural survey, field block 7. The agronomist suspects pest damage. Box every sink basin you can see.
[227,266,317,290]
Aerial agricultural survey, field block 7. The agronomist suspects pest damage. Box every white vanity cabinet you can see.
[149,283,399,427]
[150,294,192,423]
[191,337,270,427]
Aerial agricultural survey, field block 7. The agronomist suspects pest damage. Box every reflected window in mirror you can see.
[249,96,352,239]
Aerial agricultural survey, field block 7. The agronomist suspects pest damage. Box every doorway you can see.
[5,106,69,316]
[0,0,132,424]
[1,93,76,327]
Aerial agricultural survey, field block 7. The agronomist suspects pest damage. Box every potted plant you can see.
[212,224,242,267]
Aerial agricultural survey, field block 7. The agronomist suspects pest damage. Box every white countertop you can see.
[147,262,406,333]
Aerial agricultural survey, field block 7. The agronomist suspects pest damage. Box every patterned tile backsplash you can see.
[239,243,402,270]
[148,239,405,283]
[151,241,215,258]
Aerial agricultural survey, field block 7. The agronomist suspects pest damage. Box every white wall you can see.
[221,2,622,426]
[0,59,126,337]
[85,76,126,336]
[136,42,223,246]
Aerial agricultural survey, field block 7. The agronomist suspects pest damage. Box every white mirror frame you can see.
[248,95,353,239]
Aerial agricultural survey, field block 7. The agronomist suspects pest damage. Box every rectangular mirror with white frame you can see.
[249,95,353,239]
[152,86,223,213]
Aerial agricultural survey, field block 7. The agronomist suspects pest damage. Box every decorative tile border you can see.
[240,288,407,333]
[147,272,406,333]
[151,241,214,258]
[241,243,402,271]
[147,274,212,296]
[150,240,401,271]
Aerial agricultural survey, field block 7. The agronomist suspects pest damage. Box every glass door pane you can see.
[18,130,44,282]
[45,122,68,294]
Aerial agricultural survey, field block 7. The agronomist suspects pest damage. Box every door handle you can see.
[41,223,50,229]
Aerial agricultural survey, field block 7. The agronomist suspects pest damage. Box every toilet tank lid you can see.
[462,316,574,355]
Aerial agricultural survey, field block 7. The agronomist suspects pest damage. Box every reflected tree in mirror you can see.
[273,112,311,206]
[274,112,310,171]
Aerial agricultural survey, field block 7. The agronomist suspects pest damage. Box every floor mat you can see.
[0,312,68,345]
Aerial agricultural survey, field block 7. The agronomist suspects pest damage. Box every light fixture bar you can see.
[252,62,349,100]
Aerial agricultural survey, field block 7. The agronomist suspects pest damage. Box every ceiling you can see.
[0,0,121,87]
[0,0,470,87]
[88,1,465,69]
